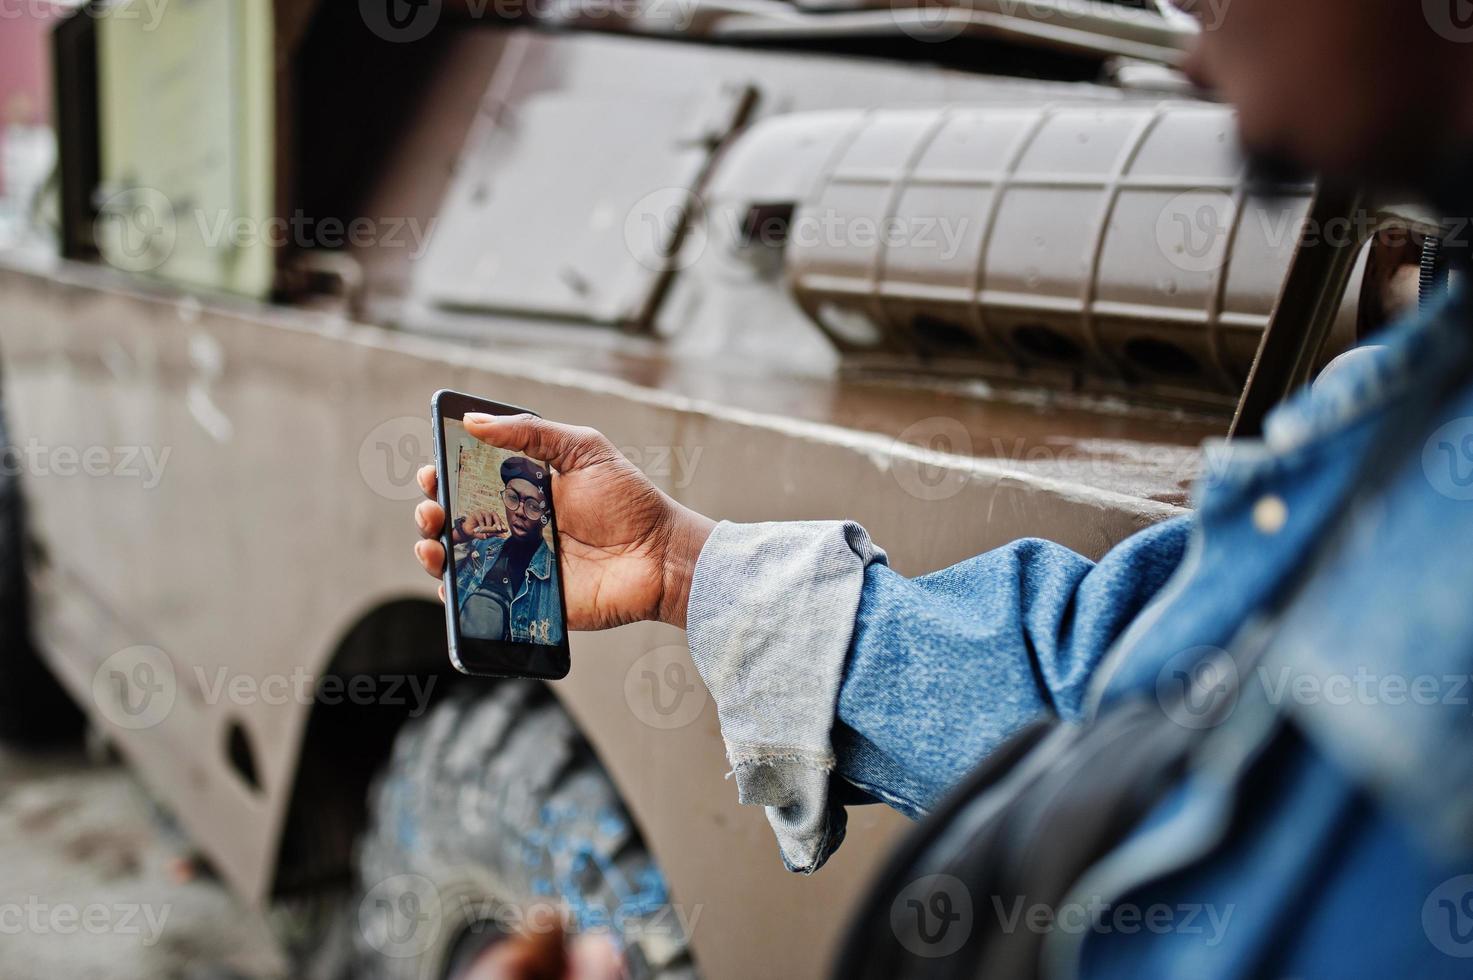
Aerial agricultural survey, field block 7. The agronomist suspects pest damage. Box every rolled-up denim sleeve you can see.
[836,516,1191,822]
[684,515,1191,873]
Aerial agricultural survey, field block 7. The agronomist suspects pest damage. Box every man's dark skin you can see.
[409,2,1473,974]
[452,477,545,546]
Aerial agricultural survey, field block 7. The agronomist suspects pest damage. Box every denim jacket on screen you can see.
[454,535,564,646]
[685,288,1473,976]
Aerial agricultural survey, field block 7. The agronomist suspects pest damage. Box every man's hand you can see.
[413,413,714,630]
[454,508,508,543]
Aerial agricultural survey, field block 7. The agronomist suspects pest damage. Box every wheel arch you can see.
[269,595,474,899]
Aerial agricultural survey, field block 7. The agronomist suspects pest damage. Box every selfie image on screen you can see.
[445,419,564,646]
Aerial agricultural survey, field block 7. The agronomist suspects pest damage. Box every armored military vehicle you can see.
[0,0,1437,977]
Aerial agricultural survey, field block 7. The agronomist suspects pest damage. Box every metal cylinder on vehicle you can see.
[758,103,1317,406]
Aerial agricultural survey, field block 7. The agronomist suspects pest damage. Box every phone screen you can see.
[443,417,565,649]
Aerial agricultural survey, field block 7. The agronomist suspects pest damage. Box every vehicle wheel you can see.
[0,394,83,745]
[353,682,698,980]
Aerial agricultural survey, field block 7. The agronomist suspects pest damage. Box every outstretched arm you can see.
[683,517,1192,872]
[410,415,1190,871]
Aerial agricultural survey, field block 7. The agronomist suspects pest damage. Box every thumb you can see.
[463,414,611,472]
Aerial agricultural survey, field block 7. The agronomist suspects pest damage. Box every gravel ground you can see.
[0,744,288,980]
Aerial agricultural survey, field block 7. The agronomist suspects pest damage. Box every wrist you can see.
[656,505,715,630]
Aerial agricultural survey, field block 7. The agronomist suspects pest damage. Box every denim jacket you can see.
[686,288,1473,976]
[454,535,564,646]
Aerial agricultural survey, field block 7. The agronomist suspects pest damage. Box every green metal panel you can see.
[95,0,274,298]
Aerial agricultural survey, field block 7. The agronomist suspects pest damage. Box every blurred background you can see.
[0,1,1447,977]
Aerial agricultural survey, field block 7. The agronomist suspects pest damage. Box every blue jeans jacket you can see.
[454,535,564,645]
[685,288,1473,976]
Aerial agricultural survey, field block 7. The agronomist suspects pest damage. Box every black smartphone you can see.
[431,389,571,679]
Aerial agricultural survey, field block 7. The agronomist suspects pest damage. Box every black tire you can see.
[0,391,83,745]
[353,682,698,980]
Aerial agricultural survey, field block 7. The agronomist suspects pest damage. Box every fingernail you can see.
[464,412,497,424]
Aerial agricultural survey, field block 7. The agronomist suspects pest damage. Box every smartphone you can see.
[431,389,571,679]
